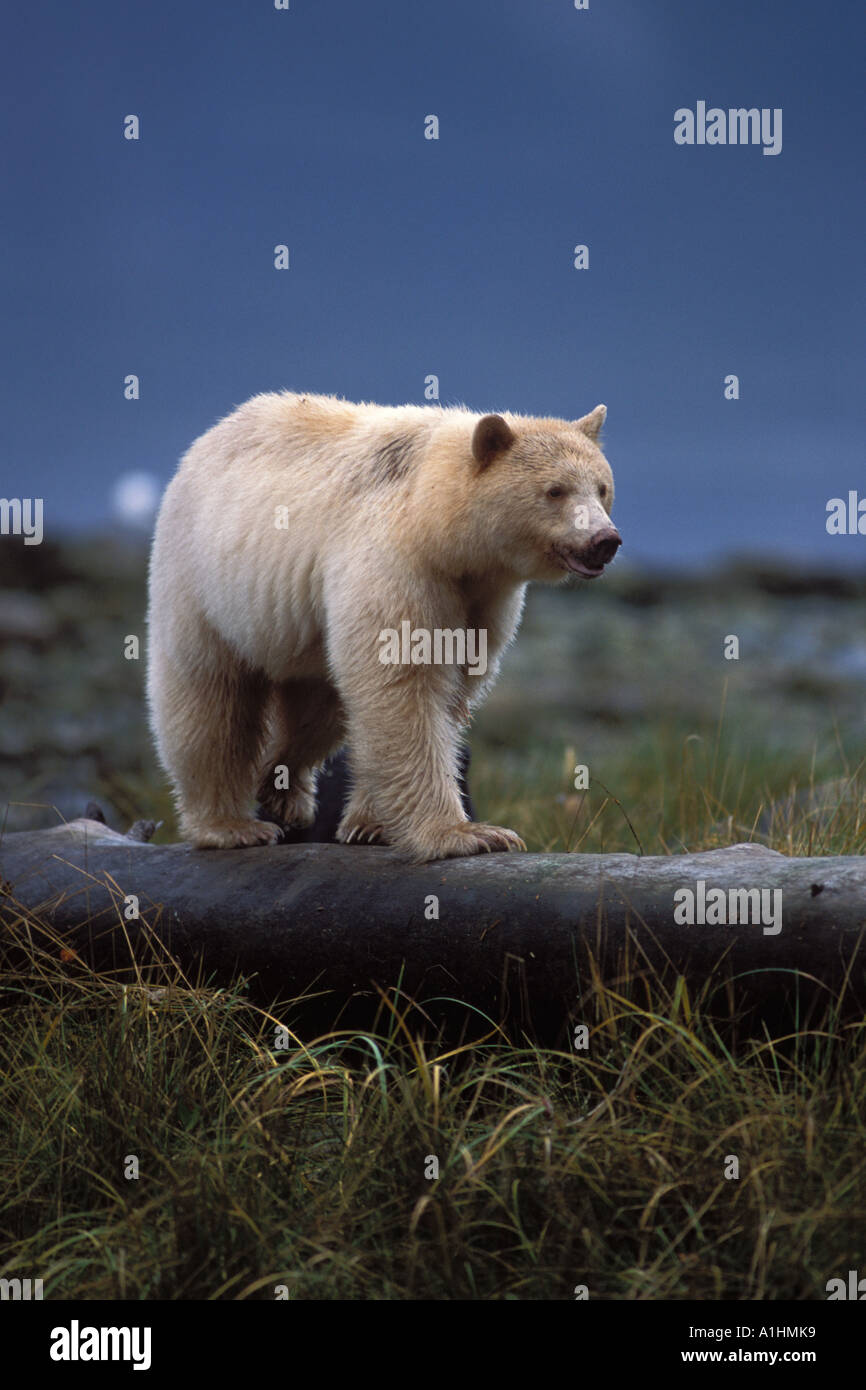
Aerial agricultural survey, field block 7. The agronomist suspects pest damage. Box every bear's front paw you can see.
[336,809,388,846]
[189,818,285,849]
[406,821,527,862]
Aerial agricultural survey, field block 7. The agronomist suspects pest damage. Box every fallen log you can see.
[1,819,865,1041]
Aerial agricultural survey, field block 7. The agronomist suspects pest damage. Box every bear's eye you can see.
[599,484,608,499]
[546,485,565,499]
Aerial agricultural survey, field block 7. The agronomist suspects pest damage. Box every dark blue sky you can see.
[2,0,863,564]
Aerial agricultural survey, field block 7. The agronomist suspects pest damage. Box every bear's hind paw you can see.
[256,785,317,830]
[189,818,284,849]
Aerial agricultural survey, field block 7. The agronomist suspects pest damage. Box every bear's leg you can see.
[341,696,474,845]
[255,679,345,829]
[149,635,282,849]
[336,670,525,862]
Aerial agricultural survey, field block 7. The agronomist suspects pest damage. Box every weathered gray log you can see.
[1,819,865,1040]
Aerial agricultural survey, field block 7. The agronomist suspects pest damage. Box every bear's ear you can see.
[472,413,515,469]
[575,404,607,442]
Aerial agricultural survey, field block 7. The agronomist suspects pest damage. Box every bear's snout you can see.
[554,525,621,578]
[584,526,621,568]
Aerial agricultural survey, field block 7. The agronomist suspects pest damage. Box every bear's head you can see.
[470,406,620,583]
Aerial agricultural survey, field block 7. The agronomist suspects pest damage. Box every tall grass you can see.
[1,817,864,1300]
[472,724,866,860]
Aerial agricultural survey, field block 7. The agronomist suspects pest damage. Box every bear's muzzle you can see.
[556,526,621,578]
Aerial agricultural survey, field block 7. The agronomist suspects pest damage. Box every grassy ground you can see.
[1,539,865,1298]
[1,917,864,1300]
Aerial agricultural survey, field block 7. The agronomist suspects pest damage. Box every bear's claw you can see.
[338,821,387,846]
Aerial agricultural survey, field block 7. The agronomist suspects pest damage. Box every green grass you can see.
[471,718,866,860]
[2,747,866,1301]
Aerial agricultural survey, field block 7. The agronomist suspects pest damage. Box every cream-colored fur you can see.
[146,392,619,861]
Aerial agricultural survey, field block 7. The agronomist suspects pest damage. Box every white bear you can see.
[146,393,619,860]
